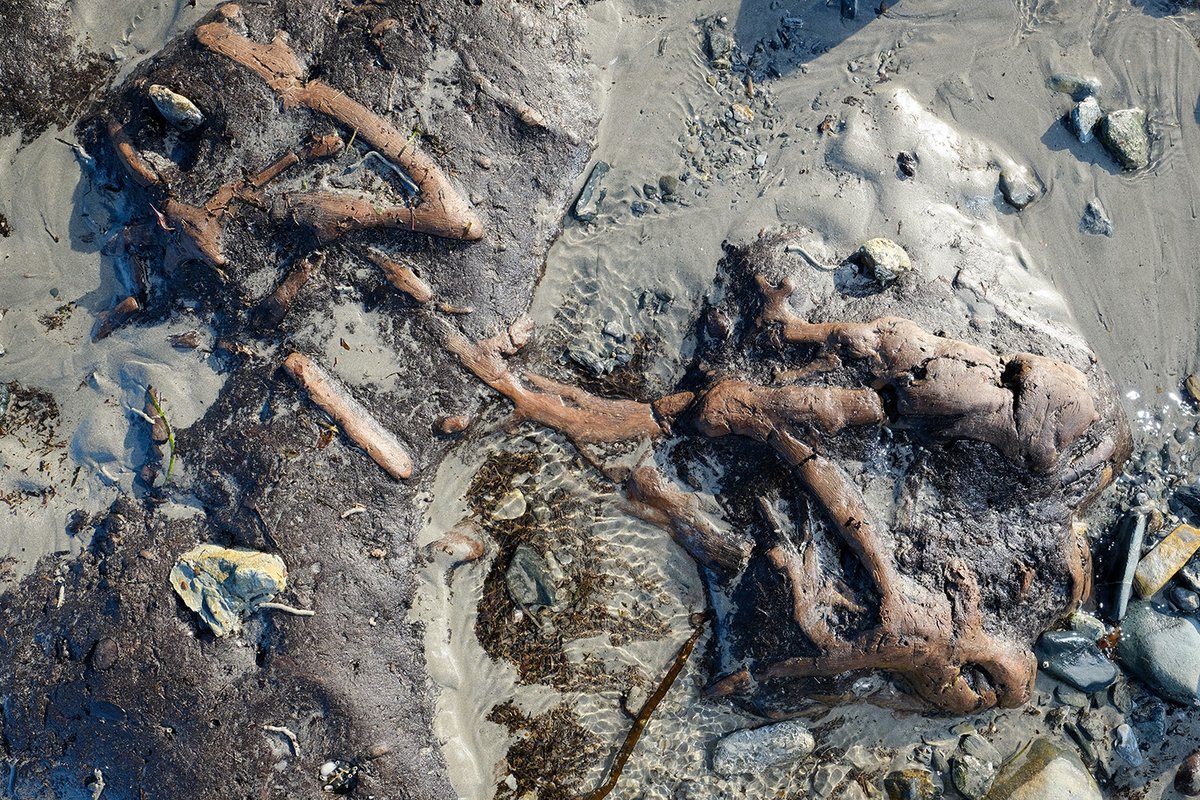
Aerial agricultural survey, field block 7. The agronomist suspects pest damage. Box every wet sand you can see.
[2,0,1200,798]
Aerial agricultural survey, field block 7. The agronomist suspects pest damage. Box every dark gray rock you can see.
[1035,630,1118,693]
[506,545,556,609]
[1104,511,1145,622]
[1046,73,1102,101]
[1098,108,1150,171]
[1118,602,1200,705]
[897,151,919,177]
[1081,197,1114,237]
[1172,586,1200,613]
[1113,723,1144,767]
[1170,484,1200,523]
[573,161,611,222]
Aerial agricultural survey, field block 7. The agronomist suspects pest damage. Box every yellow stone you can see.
[1134,524,1200,598]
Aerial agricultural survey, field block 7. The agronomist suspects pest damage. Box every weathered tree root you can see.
[442,318,668,447]
[106,115,343,264]
[625,466,752,573]
[197,5,483,242]
[257,252,325,329]
[282,352,414,480]
[278,191,479,243]
[366,249,433,304]
[445,266,1125,713]
[756,275,1105,476]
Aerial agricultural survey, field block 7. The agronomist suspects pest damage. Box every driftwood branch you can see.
[257,252,325,328]
[625,466,751,572]
[442,319,666,446]
[283,352,414,480]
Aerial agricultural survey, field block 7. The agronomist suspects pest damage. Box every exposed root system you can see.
[197,4,483,242]
[447,254,1130,714]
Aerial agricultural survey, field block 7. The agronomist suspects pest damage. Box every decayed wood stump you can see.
[446,231,1130,715]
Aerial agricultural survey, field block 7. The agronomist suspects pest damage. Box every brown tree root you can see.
[625,466,752,572]
[442,319,667,447]
[442,267,1123,713]
[579,614,709,800]
[756,275,1104,475]
[257,252,324,328]
[106,117,343,264]
[282,352,414,480]
[279,191,479,243]
[94,296,140,340]
[366,249,433,304]
[197,6,483,242]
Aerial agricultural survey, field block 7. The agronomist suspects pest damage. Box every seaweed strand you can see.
[579,613,709,800]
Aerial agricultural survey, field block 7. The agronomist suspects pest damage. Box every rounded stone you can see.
[1118,601,1200,705]
[1176,749,1200,796]
[710,720,814,777]
[90,637,119,670]
[851,237,912,285]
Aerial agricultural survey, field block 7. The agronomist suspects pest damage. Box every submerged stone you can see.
[884,768,940,800]
[491,489,527,520]
[983,738,1101,800]
[148,84,205,132]
[951,753,995,799]
[505,545,555,609]
[169,544,287,636]
[1135,524,1200,598]
[1035,630,1117,693]
[1113,723,1143,767]
[710,720,814,776]
[1118,601,1200,705]
[572,161,610,222]
[1105,511,1145,621]
[1098,108,1149,170]
[1046,73,1102,101]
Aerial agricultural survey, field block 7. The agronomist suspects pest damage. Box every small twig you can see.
[146,387,177,481]
[579,614,710,800]
[259,601,316,616]
[262,724,302,757]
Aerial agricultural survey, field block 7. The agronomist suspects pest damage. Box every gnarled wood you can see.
[443,320,665,446]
